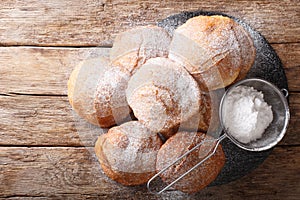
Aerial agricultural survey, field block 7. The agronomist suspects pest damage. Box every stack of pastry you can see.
[68,15,255,193]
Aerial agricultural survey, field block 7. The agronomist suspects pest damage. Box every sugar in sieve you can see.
[147,78,290,194]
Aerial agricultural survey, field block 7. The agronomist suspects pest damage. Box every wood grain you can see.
[0,0,299,46]
[273,43,300,92]
[0,44,299,96]
[0,47,110,95]
[0,45,299,146]
[0,146,299,199]
[0,94,103,147]
[0,1,299,198]
[0,92,299,147]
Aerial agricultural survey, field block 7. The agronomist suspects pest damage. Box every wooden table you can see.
[0,1,299,199]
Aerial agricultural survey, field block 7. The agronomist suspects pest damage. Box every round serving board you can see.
[158,11,288,185]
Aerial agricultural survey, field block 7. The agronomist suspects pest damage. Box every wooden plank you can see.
[0,0,299,46]
[281,92,300,146]
[0,47,110,95]
[0,146,299,199]
[0,95,103,147]
[0,44,299,96]
[273,43,300,92]
[0,93,299,147]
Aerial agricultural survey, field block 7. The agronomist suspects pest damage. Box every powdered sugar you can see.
[110,26,171,74]
[126,57,201,136]
[99,121,162,173]
[223,86,273,143]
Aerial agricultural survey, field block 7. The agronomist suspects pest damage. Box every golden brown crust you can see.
[94,66,132,128]
[156,132,225,193]
[94,121,163,186]
[100,164,156,186]
[67,57,132,128]
[128,84,181,138]
[233,23,256,81]
[169,15,255,90]
[67,57,110,126]
[126,57,201,138]
[110,26,172,74]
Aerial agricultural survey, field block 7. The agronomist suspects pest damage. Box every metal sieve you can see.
[147,78,290,194]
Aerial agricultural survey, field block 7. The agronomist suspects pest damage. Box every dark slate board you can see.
[158,11,288,186]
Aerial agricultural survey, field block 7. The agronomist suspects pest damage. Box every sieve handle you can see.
[147,134,226,194]
[281,88,289,98]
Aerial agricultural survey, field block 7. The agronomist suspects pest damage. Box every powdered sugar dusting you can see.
[94,66,131,125]
[68,56,111,125]
[169,15,245,90]
[110,26,171,74]
[100,121,162,173]
[156,132,225,193]
[126,57,201,135]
